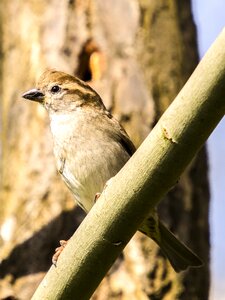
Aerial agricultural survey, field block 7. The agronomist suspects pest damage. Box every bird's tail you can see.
[139,215,203,272]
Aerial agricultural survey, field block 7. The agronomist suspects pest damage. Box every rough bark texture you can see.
[0,1,209,299]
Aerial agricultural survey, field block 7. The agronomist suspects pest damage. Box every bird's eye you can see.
[50,85,61,93]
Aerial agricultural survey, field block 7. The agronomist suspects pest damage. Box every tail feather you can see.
[139,216,203,272]
[157,221,203,272]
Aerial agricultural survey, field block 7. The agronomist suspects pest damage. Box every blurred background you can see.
[0,1,224,299]
[192,1,225,299]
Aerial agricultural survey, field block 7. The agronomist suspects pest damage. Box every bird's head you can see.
[22,69,105,113]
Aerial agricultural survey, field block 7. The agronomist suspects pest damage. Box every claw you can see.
[94,192,101,203]
[94,178,114,203]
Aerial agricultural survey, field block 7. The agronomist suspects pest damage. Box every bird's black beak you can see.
[22,89,45,103]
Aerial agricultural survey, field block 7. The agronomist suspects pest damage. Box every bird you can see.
[22,69,203,272]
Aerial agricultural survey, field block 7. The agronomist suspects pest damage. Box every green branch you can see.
[32,29,225,300]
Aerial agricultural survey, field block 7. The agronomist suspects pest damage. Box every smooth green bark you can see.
[32,29,225,300]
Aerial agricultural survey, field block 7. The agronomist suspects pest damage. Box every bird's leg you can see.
[52,239,69,266]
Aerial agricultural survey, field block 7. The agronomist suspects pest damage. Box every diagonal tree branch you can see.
[32,29,225,300]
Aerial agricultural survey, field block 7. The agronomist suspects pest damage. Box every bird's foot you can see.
[52,239,68,266]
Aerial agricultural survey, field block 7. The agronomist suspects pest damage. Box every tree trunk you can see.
[0,1,209,299]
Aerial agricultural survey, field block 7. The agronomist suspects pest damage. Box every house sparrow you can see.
[22,69,202,272]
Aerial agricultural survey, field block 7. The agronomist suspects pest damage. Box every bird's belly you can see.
[59,154,119,212]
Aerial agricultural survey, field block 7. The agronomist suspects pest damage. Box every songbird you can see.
[22,69,202,272]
